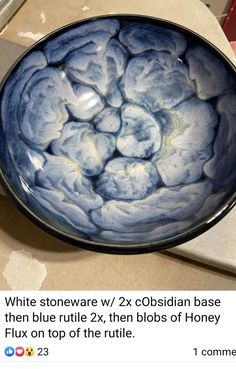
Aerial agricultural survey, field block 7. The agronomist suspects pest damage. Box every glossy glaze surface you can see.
[0,16,236,248]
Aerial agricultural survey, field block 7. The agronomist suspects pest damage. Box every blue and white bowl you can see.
[0,15,236,253]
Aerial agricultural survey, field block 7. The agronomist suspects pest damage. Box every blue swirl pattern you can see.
[1,18,236,245]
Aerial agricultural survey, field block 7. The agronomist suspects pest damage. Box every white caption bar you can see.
[0,291,235,368]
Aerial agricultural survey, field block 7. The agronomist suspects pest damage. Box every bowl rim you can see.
[0,13,236,254]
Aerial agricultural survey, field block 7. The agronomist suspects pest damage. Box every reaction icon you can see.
[25,346,35,357]
[15,346,25,357]
[5,346,15,357]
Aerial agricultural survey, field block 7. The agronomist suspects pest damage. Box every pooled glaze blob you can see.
[117,104,162,158]
[186,45,234,99]
[93,107,121,133]
[120,50,195,112]
[96,157,159,200]
[119,22,187,56]
[152,97,218,186]
[203,93,236,191]
[1,17,236,246]
[68,85,104,121]
[91,181,213,233]
[65,38,128,107]
[51,122,116,176]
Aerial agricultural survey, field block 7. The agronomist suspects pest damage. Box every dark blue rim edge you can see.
[0,14,235,254]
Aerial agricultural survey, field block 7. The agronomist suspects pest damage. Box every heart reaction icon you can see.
[15,346,25,357]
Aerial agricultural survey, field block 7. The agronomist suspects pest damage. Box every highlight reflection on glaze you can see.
[1,18,236,245]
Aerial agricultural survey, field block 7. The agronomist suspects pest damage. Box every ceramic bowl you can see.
[0,15,236,253]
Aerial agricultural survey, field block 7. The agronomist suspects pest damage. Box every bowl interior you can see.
[0,15,236,251]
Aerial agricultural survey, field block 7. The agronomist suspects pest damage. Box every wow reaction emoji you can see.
[25,346,35,357]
